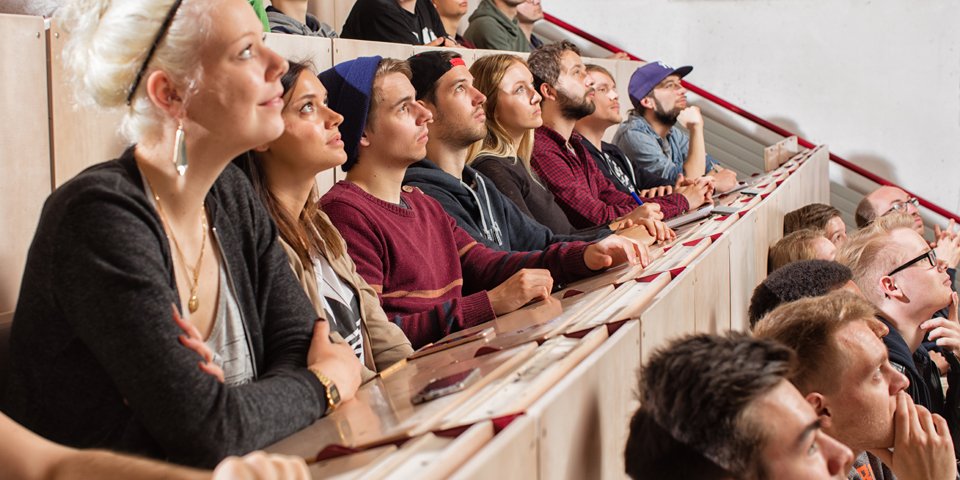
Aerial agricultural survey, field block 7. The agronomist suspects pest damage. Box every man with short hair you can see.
[755,291,957,480]
[856,185,960,271]
[526,41,711,229]
[266,0,337,37]
[319,56,643,348]
[613,61,738,193]
[341,0,455,46]
[625,332,854,480]
[747,259,857,329]
[576,64,673,197]
[463,0,529,52]
[784,203,848,245]
[842,224,960,455]
[402,50,670,250]
[432,0,474,47]
[515,0,544,49]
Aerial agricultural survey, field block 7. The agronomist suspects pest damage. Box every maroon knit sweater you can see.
[321,181,595,348]
[531,126,689,228]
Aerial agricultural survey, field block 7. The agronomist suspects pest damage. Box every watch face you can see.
[329,384,341,406]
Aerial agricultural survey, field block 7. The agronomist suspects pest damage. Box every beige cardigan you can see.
[280,210,413,382]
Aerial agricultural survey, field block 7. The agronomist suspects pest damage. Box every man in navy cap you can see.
[612,61,737,193]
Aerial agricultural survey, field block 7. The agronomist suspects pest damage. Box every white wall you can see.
[545,0,960,214]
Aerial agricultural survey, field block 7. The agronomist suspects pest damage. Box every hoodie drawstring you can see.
[463,174,503,247]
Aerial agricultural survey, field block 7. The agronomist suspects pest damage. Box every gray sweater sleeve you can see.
[44,168,326,467]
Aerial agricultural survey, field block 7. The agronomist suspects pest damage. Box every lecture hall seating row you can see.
[0,13,829,479]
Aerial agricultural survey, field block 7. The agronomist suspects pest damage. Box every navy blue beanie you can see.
[318,56,382,172]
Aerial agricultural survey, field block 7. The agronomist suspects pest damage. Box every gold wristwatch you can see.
[309,367,341,413]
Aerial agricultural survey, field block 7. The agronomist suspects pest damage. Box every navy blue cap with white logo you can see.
[627,61,693,104]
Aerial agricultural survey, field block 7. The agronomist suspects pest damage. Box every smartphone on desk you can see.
[411,368,481,405]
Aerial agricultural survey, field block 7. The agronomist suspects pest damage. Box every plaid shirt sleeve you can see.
[532,137,635,229]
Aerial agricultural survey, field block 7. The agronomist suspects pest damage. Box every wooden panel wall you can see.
[0,14,52,320]
[47,20,127,187]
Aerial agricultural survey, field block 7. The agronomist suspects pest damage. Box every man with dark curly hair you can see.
[748,259,857,328]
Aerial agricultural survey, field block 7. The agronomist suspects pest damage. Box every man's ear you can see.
[539,82,557,102]
[145,69,185,120]
[880,275,900,299]
[806,392,833,427]
[639,95,655,111]
[359,130,371,148]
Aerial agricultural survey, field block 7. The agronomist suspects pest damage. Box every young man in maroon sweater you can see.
[526,41,714,230]
[318,56,646,349]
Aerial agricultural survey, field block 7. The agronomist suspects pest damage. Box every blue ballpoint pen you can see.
[630,191,644,206]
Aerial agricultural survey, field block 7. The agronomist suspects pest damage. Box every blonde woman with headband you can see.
[5,0,360,468]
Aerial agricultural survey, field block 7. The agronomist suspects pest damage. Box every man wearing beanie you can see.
[612,61,738,192]
[526,41,708,229]
[402,51,670,251]
[318,56,645,348]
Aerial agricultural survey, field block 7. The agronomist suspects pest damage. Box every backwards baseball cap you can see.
[627,61,693,106]
[318,56,382,172]
[408,51,467,100]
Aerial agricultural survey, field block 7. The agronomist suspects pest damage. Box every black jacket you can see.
[341,0,447,45]
[404,159,601,251]
[470,154,611,238]
[880,317,960,458]
[580,137,672,194]
[5,148,328,467]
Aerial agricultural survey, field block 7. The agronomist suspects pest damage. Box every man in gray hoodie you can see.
[463,0,530,52]
[266,0,337,37]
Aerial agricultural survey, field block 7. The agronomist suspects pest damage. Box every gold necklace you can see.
[143,175,207,314]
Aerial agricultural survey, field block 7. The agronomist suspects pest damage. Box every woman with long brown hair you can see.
[239,61,413,381]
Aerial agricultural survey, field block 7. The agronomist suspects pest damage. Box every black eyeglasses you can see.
[887,249,937,276]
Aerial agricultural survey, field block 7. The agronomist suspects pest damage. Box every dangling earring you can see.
[173,120,188,176]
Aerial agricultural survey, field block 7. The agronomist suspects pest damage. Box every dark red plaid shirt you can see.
[531,126,688,229]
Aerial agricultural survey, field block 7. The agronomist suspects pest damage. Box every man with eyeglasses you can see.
[842,224,960,456]
[856,186,960,274]
[613,61,738,193]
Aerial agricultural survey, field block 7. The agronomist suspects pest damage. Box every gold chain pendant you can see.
[188,294,200,313]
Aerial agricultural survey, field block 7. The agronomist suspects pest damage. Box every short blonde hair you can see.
[768,229,826,273]
[755,291,883,394]
[836,212,914,269]
[836,213,916,305]
[57,0,211,143]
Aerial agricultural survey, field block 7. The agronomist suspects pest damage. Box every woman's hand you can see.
[307,319,362,404]
[172,304,224,383]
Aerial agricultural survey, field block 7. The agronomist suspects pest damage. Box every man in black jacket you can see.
[341,0,455,46]
[756,291,957,480]
[845,224,960,459]
[402,51,671,251]
[575,64,674,198]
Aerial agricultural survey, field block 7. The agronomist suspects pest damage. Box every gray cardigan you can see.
[4,148,328,468]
